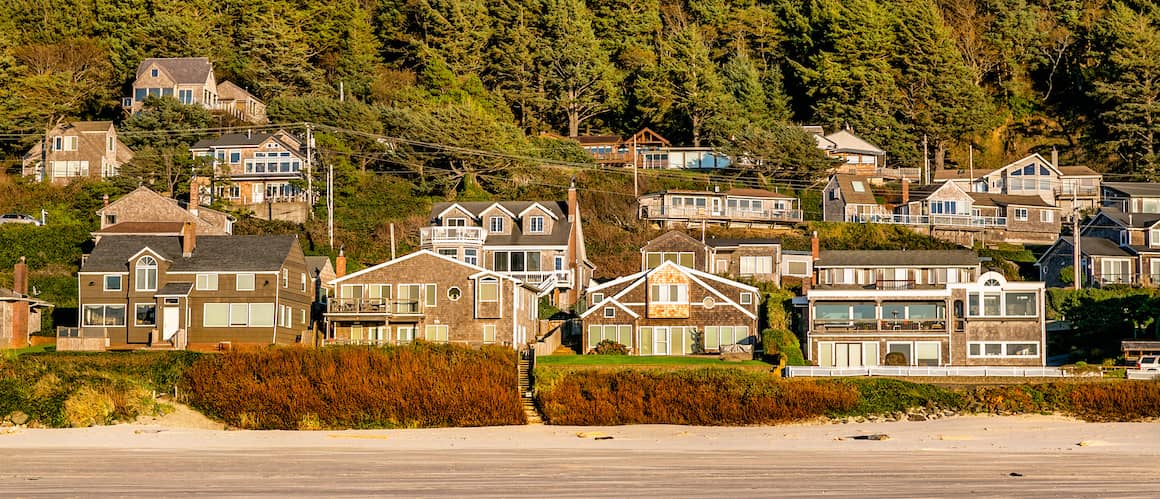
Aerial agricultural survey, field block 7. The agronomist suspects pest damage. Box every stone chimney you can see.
[1051,147,1059,169]
[14,256,28,295]
[181,221,197,257]
[335,249,347,278]
[189,181,200,217]
[901,179,910,205]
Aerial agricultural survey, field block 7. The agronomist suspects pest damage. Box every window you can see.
[703,326,750,349]
[236,273,255,291]
[478,277,499,302]
[196,274,218,291]
[396,284,420,313]
[1014,208,1028,221]
[739,256,773,275]
[702,297,715,309]
[968,342,1039,358]
[135,304,156,327]
[464,248,478,266]
[603,307,615,318]
[645,252,694,269]
[529,216,544,233]
[489,216,505,233]
[851,181,866,193]
[178,89,193,104]
[396,326,416,343]
[301,273,308,292]
[135,256,158,292]
[555,256,564,271]
[83,305,126,327]
[1041,210,1054,223]
[649,284,687,304]
[740,292,753,305]
[787,261,808,276]
[1004,292,1037,317]
[150,68,159,77]
[590,292,604,306]
[492,251,541,272]
[203,303,229,327]
[424,325,449,342]
[587,325,633,350]
[448,287,462,301]
[424,284,437,307]
[482,324,497,344]
[229,303,249,326]
[438,248,458,258]
[966,290,1037,317]
[104,275,122,292]
[104,214,116,226]
[446,218,467,226]
[282,269,289,288]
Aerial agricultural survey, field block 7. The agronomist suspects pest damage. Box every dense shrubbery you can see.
[180,344,524,430]
[591,340,629,355]
[762,329,805,366]
[0,352,200,427]
[535,369,858,425]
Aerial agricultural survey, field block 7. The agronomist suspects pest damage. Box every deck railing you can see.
[848,213,1006,228]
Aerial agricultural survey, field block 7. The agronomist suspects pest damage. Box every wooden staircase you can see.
[518,352,542,425]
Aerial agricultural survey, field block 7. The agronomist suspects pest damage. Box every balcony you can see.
[814,319,948,332]
[1055,186,1100,198]
[326,298,423,317]
[502,270,573,287]
[420,226,487,247]
[848,214,1006,228]
[1094,273,1135,287]
[649,205,803,223]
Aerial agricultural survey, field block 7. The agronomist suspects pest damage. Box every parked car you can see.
[0,213,41,226]
[1137,355,1160,371]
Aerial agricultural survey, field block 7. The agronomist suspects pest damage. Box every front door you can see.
[834,342,863,368]
[653,327,670,355]
[252,183,264,203]
[162,306,180,341]
[711,198,722,216]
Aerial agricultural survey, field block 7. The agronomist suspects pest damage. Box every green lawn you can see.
[536,354,771,370]
[1,343,56,359]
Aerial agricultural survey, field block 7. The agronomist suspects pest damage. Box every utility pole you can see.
[305,123,314,215]
[389,223,396,260]
[327,157,334,250]
[632,134,639,198]
[968,144,974,191]
[922,134,930,185]
[1072,190,1081,290]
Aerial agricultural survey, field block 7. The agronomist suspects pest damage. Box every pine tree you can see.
[1090,2,1160,179]
[540,0,619,137]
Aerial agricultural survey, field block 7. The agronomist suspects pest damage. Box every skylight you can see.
[852,181,866,192]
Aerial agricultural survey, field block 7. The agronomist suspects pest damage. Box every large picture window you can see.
[739,256,773,275]
[83,305,126,327]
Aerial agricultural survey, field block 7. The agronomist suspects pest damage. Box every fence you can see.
[784,366,1091,378]
[1127,370,1160,380]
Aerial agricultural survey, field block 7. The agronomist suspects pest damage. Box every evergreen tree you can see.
[1090,2,1160,179]
[540,0,619,137]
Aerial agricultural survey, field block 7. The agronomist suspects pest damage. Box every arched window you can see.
[136,256,158,291]
[984,278,1001,287]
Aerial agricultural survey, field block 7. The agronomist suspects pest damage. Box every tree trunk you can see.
[934,140,947,172]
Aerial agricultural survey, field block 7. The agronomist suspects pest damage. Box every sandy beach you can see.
[2,414,1159,497]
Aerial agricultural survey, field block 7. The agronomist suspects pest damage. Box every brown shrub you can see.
[1065,381,1160,422]
[536,369,857,425]
[180,343,525,430]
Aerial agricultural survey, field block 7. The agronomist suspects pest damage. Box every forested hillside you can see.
[1,0,1159,180]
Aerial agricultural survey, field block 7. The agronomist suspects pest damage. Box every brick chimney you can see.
[335,249,347,278]
[810,231,820,286]
[103,194,109,208]
[181,221,197,257]
[901,179,910,205]
[9,257,30,349]
[1051,147,1059,169]
[567,177,578,222]
[14,256,28,295]
[189,181,200,217]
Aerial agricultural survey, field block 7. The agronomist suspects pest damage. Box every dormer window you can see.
[489,216,504,233]
[529,216,544,233]
[446,218,467,227]
[135,256,158,292]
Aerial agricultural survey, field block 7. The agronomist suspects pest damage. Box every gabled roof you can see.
[642,230,708,251]
[517,202,561,220]
[81,235,298,273]
[331,250,520,286]
[574,134,621,145]
[933,168,997,181]
[1058,165,1100,177]
[216,81,261,102]
[94,221,185,236]
[822,129,885,155]
[1089,208,1160,230]
[704,237,780,248]
[137,57,213,84]
[1103,182,1160,197]
[990,153,1062,177]
[0,287,52,307]
[581,260,757,320]
[304,256,333,275]
[1036,236,1137,265]
[428,200,573,246]
[59,121,115,134]
[829,174,879,205]
[815,250,980,268]
[96,186,233,235]
[190,130,300,151]
[968,192,1055,208]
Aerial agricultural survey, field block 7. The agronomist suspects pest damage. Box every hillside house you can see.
[123,57,266,123]
[805,126,889,176]
[94,186,233,241]
[72,227,312,351]
[805,249,1046,368]
[1035,209,1160,287]
[22,121,134,184]
[325,250,539,348]
[419,183,593,308]
[580,261,759,356]
[572,128,730,169]
[1102,182,1160,214]
[190,129,310,223]
[215,81,268,124]
[639,230,796,285]
[934,153,1101,217]
[821,175,890,222]
[638,188,802,228]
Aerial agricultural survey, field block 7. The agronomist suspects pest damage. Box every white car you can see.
[1137,356,1160,371]
[0,213,41,226]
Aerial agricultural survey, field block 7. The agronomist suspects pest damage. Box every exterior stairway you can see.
[518,352,543,425]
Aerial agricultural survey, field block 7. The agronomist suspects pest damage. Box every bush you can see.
[884,352,908,366]
[591,340,629,355]
[180,343,524,429]
[535,369,858,425]
[762,328,805,365]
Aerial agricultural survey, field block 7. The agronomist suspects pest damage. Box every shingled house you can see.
[637,188,803,228]
[22,121,134,184]
[1035,209,1160,287]
[94,186,233,241]
[325,250,539,348]
[190,129,310,222]
[580,261,759,356]
[123,57,265,123]
[72,226,311,350]
[639,230,800,285]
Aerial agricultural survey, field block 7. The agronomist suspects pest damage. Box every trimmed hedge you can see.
[181,343,525,429]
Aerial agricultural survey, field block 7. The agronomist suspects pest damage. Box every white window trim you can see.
[967,341,1040,358]
[195,273,218,291]
[489,216,505,233]
[740,292,754,305]
[103,275,122,292]
[134,303,156,327]
[82,304,127,327]
[603,307,615,318]
[236,273,256,291]
[529,215,545,233]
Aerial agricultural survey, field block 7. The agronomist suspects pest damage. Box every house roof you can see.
[933,168,997,181]
[801,125,825,136]
[822,129,885,155]
[581,260,757,320]
[429,200,573,246]
[968,193,1054,208]
[575,134,621,145]
[705,237,780,248]
[137,57,213,84]
[190,130,299,150]
[0,287,51,307]
[1093,208,1160,229]
[94,222,186,235]
[81,235,298,273]
[1062,236,1134,257]
[831,175,879,205]
[304,256,333,275]
[724,188,796,199]
[1103,182,1160,197]
[1058,165,1100,177]
[62,121,115,133]
[815,250,979,267]
[216,81,261,102]
[96,186,233,235]
[156,282,194,296]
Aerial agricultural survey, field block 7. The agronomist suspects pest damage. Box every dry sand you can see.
[2,414,1159,497]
